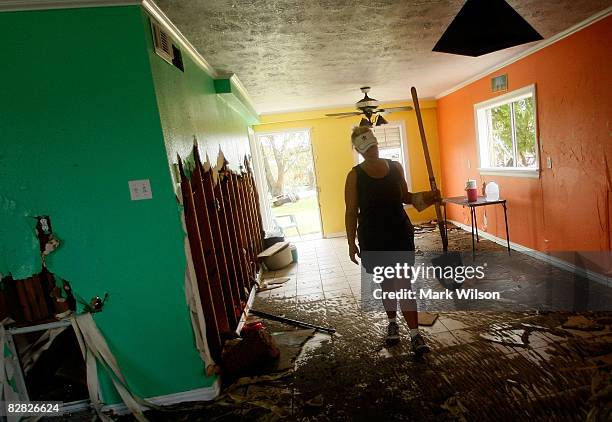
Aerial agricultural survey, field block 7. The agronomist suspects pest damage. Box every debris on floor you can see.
[222,325,280,377]
[418,312,439,326]
[266,277,291,286]
[252,309,336,334]
[124,228,611,421]
[256,284,283,292]
[129,324,319,421]
[563,315,605,331]
[257,277,291,292]
[414,221,438,234]
[272,329,316,371]
[586,366,612,421]
[479,323,529,347]
[440,395,470,421]
[227,382,293,418]
[242,229,612,420]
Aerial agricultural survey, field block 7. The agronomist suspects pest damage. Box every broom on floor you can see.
[411,87,463,288]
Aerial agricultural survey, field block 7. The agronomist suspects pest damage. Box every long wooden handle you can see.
[411,87,448,251]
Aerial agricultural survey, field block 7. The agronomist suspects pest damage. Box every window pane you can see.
[372,126,401,149]
[259,131,312,196]
[357,147,402,163]
[512,97,537,168]
[488,104,514,167]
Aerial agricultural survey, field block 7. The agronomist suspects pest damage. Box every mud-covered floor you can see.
[111,224,611,421]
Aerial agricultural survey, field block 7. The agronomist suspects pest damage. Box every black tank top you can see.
[354,159,413,250]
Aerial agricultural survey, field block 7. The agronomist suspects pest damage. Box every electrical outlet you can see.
[129,179,153,201]
[546,157,553,169]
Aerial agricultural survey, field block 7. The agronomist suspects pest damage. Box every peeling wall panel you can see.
[0,5,210,402]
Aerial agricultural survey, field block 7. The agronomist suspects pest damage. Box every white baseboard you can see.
[102,378,221,415]
[324,232,346,238]
[102,272,259,416]
[448,219,610,287]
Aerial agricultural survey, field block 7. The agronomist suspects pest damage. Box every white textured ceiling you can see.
[154,0,609,113]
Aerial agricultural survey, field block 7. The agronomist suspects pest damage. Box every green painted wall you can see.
[142,13,253,173]
[0,6,210,401]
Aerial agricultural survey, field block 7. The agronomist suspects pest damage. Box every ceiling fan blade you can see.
[376,106,413,113]
[337,114,362,119]
[325,111,362,117]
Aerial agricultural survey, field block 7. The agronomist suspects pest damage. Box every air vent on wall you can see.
[151,20,174,64]
[151,19,185,73]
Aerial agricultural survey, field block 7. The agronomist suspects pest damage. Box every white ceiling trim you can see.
[143,1,258,115]
[435,6,612,99]
[216,73,259,116]
[0,0,138,11]
[142,0,218,79]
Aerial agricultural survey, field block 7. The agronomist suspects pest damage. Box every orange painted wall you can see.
[437,17,612,261]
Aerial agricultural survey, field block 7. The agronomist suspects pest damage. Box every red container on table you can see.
[465,179,478,202]
[466,188,478,202]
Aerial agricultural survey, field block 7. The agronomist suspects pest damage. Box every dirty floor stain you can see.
[108,225,611,421]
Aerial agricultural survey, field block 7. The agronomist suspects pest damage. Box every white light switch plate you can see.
[128,179,153,201]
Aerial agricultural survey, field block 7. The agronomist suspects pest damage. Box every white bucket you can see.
[264,243,293,270]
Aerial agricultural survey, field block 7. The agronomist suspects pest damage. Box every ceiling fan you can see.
[324,87,413,126]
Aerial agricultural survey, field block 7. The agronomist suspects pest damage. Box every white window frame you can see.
[353,121,412,191]
[248,127,275,232]
[474,84,540,178]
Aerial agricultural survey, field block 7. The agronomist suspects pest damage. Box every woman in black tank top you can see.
[353,158,414,254]
[345,126,438,352]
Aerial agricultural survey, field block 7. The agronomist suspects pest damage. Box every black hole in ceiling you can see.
[433,0,543,57]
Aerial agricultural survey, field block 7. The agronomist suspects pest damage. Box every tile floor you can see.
[133,228,611,421]
[259,237,361,304]
[247,230,612,420]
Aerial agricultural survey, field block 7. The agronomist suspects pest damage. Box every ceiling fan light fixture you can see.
[376,115,388,126]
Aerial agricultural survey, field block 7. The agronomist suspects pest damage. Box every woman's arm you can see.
[394,161,440,209]
[344,169,360,264]
[394,162,412,204]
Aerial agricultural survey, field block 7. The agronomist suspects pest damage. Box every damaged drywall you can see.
[0,5,213,403]
[0,323,21,422]
[2,3,260,405]
[144,0,260,378]
[0,196,42,280]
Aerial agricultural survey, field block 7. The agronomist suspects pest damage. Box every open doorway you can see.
[256,129,322,240]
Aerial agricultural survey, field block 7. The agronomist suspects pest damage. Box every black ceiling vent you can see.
[433,0,543,57]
